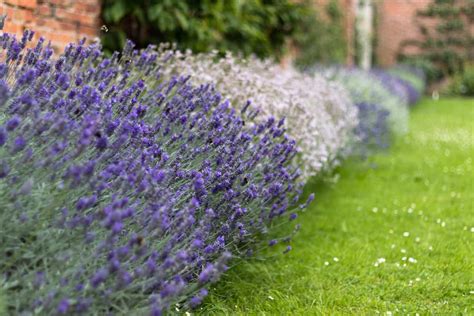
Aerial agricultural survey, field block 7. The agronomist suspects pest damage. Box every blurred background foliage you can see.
[101,0,346,65]
[445,62,474,96]
[399,0,473,84]
[101,0,310,58]
[293,0,346,67]
[101,0,472,96]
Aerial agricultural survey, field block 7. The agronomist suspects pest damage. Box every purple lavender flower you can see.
[189,289,209,308]
[12,136,26,152]
[56,299,70,314]
[90,268,109,288]
[6,116,20,131]
[198,263,215,284]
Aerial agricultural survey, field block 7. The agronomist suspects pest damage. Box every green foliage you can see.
[461,65,474,95]
[293,0,346,67]
[398,57,443,83]
[445,63,474,96]
[101,0,311,58]
[435,19,464,32]
[399,0,472,81]
[418,4,461,17]
[0,290,5,316]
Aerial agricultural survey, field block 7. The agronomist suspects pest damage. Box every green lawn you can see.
[198,98,474,315]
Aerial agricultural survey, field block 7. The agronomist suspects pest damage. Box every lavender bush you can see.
[308,66,410,153]
[353,102,390,153]
[318,67,409,135]
[0,31,310,315]
[388,65,426,101]
[370,68,421,106]
[150,48,359,179]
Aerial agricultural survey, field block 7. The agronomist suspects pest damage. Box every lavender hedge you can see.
[312,67,409,153]
[310,65,426,153]
[0,27,427,315]
[319,67,410,134]
[353,102,390,153]
[149,48,359,180]
[370,68,421,106]
[388,65,426,102]
[0,31,311,315]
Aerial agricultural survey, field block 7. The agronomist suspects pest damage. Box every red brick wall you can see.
[376,0,432,66]
[0,0,100,52]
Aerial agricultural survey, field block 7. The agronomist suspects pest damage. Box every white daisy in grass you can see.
[374,258,386,267]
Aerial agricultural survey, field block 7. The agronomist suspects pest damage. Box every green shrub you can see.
[446,64,474,96]
[398,57,443,83]
[101,0,312,58]
[461,67,474,96]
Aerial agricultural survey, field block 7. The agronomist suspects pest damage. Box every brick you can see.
[54,8,77,21]
[48,32,74,44]
[4,0,37,9]
[59,21,79,32]
[77,14,98,27]
[47,0,75,8]
[85,4,100,14]
[376,0,432,66]
[36,4,53,17]
[4,7,20,20]
[34,18,47,27]
[55,8,97,26]
[23,21,36,31]
[23,10,34,22]
[78,25,98,37]
[75,2,101,14]
[1,21,24,34]
[35,18,61,29]
[7,7,35,22]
